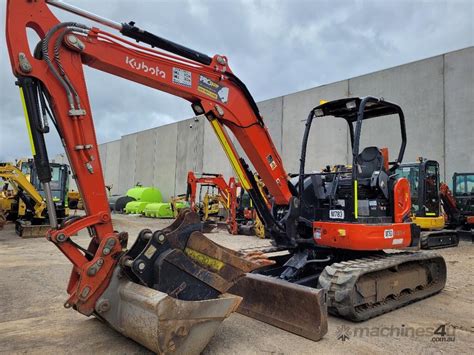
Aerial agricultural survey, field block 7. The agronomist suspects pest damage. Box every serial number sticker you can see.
[329,210,344,219]
[392,238,404,245]
[267,154,277,170]
[384,229,394,239]
[173,68,192,87]
[144,244,157,259]
[314,228,322,239]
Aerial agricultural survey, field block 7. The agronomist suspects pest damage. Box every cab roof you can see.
[313,97,402,122]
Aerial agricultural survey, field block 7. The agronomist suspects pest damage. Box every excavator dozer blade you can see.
[97,268,242,355]
[229,273,328,341]
[15,220,50,238]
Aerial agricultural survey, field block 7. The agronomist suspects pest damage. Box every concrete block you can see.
[218,98,284,175]
[202,116,234,179]
[153,123,178,201]
[98,144,107,172]
[135,128,156,187]
[349,56,445,178]
[258,97,283,152]
[444,47,474,181]
[174,118,204,195]
[118,133,137,194]
[103,140,121,195]
[282,80,349,174]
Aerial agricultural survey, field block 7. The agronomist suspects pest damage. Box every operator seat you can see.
[356,147,384,179]
[355,146,389,198]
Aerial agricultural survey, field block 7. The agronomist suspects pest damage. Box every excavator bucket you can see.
[97,269,242,354]
[96,210,267,354]
[229,274,328,341]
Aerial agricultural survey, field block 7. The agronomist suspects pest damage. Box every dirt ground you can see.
[0,213,473,354]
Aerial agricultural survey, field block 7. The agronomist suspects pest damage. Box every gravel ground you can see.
[0,213,473,354]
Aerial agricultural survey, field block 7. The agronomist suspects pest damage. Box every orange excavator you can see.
[440,176,474,238]
[5,0,446,352]
[186,171,265,237]
[186,171,240,233]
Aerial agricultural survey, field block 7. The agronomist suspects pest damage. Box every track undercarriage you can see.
[232,247,446,325]
[319,251,446,321]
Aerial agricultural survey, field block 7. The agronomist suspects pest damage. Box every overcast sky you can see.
[0,0,472,162]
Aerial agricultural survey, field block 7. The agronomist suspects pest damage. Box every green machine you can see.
[124,187,163,214]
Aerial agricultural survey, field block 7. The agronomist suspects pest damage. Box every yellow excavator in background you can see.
[0,161,70,237]
[1,163,48,237]
[396,158,459,248]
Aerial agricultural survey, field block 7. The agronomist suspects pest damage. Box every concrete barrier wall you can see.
[444,47,474,180]
[349,55,445,175]
[282,80,349,173]
[103,139,121,194]
[97,47,473,198]
[117,133,138,194]
[153,124,178,201]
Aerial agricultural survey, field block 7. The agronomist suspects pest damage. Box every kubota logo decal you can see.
[125,56,166,78]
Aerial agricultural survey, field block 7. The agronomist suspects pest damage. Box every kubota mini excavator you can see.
[6,0,446,352]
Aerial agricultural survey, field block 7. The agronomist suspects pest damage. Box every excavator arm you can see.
[6,0,297,308]
[6,1,327,351]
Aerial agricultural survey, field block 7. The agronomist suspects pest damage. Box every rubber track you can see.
[318,252,446,321]
[420,231,459,249]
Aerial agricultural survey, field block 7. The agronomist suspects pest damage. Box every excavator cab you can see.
[396,159,444,228]
[29,161,70,221]
[395,159,460,249]
[452,172,474,214]
[297,97,413,229]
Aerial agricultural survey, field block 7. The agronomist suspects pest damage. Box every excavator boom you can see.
[5,0,327,350]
